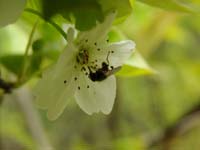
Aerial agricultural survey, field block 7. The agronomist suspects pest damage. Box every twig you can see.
[0,78,15,93]
[18,20,39,84]
[24,8,67,40]
[14,87,54,150]
[147,102,200,149]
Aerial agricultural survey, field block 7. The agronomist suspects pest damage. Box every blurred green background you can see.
[0,1,200,150]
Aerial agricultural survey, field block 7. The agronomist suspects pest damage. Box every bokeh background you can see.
[0,1,200,150]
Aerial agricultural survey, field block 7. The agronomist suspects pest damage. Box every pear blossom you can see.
[34,12,135,120]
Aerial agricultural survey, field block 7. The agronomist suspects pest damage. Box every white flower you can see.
[34,12,135,120]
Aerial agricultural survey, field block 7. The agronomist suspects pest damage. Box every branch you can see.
[14,87,54,150]
[0,78,15,93]
[147,102,200,149]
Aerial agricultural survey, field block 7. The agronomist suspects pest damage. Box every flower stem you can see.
[18,20,39,84]
[24,8,67,40]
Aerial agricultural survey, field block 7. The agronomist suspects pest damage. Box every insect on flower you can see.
[34,11,136,120]
[88,51,121,82]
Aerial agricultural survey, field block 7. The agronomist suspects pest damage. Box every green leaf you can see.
[117,51,155,77]
[129,0,135,8]
[40,0,134,31]
[0,54,42,78]
[0,0,26,27]
[137,0,194,13]
[32,39,45,53]
[108,27,127,42]
[72,7,103,31]
[0,55,24,75]
[41,0,104,31]
[98,0,133,22]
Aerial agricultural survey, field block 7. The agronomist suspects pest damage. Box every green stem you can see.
[18,20,39,84]
[25,8,67,40]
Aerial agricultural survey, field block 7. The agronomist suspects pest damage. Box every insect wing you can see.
[105,66,121,77]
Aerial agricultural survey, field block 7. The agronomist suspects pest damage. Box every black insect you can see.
[88,62,121,82]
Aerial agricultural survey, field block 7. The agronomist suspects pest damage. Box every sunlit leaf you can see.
[0,0,26,27]
[98,0,133,23]
[129,0,135,8]
[117,51,155,77]
[137,0,194,13]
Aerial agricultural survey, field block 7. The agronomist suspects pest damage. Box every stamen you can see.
[81,67,86,71]
[76,57,80,63]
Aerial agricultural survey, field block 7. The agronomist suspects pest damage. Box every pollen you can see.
[77,49,89,65]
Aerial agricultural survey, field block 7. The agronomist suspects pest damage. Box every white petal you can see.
[34,65,56,109]
[88,40,135,70]
[54,38,78,75]
[46,77,76,120]
[74,73,116,115]
[34,39,79,120]
[67,27,75,43]
[34,64,78,120]
[106,40,136,67]
[77,11,116,44]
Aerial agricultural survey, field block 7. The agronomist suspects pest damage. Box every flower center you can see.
[76,49,89,65]
[74,41,117,82]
